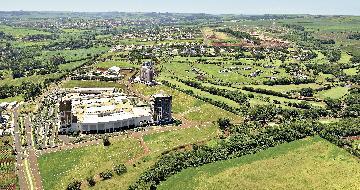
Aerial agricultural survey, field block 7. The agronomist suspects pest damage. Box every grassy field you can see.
[58,60,88,71]
[39,125,221,190]
[134,83,242,122]
[243,83,323,93]
[0,73,65,86]
[95,61,140,69]
[159,136,360,190]
[0,25,51,37]
[144,125,219,152]
[38,137,144,190]
[0,95,24,103]
[316,86,349,99]
[61,80,125,89]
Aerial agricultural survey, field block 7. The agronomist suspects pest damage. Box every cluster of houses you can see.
[71,66,124,82]
[0,102,17,136]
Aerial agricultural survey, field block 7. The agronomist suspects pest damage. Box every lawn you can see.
[0,95,24,103]
[38,137,144,190]
[61,80,125,89]
[159,136,360,190]
[0,73,65,86]
[316,86,349,99]
[144,125,219,152]
[133,83,205,114]
[95,61,139,69]
[242,83,323,93]
[0,25,51,37]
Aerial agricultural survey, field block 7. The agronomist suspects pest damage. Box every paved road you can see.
[13,107,29,190]
[24,115,43,190]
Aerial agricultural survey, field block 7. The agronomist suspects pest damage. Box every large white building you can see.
[59,88,153,134]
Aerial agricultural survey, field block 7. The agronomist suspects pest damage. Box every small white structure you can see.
[108,66,121,74]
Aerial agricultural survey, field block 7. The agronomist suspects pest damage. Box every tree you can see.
[300,88,314,97]
[100,170,113,180]
[86,176,96,187]
[103,135,111,146]
[217,118,231,132]
[114,164,127,176]
[248,105,278,125]
[67,180,81,190]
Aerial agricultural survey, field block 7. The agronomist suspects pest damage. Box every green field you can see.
[316,86,349,99]
[61,80,125,89]
[95,61,140,69]
[134,83,242,122]
[159,136,360,190]
[38,137,144,190]
[144,125,218,152]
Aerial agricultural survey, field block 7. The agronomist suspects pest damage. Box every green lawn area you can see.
[184,103,242,123]
[58,60,88,71]
[159,136,360,190]
[0,25,51,37]
[134,83,205,114]
[0,73,65,86]
[344,68,358,76]
[144,125,219,152]
[95,61,139,69]
[61,80,125,89]
[316,86,349,99]
[0,95,24,103]
[242,83,323,93]
[38,137,144,190]
[134,83,242,122]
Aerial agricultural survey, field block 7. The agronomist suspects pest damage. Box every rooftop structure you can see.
[139,61,155,85]
[151,92,173,124]
[59,88,153,134]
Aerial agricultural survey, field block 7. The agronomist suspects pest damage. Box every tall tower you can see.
[140,61,155,84]
[151,92,172,124]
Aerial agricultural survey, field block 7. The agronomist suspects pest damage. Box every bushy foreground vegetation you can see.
[129,119,360,189]
[159,136,360,190]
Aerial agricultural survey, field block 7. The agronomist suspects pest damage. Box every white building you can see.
[59,88,153,134]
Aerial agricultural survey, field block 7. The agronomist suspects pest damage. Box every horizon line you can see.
[0,10,359,16]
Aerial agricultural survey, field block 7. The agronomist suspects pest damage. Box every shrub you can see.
[114,164,127,176]
[86,176,96,187]
[100,170,113,180]
[67,180,81,190]
[103,136,111,146]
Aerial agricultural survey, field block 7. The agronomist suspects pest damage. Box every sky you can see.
[1,0,360,15]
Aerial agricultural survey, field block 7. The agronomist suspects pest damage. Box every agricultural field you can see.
[159,136,360,190]
[61,80,125,89]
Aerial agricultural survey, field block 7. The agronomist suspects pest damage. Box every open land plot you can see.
[0,25,51,37]
[315,86,349,99]
[61,80,125,89]
[39,46,108,62]
[158,136,360,190]
[0,95,24,103]
[202,82,325,108]
[133,83,242,122]
[95,61,140,69]
[39,124,221,190]
[58,60,88,71]
[344,68,358,75]
[38,137,144,190]
[144,125,219,153]
[0,73,65,86]
[241,83,323,93]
